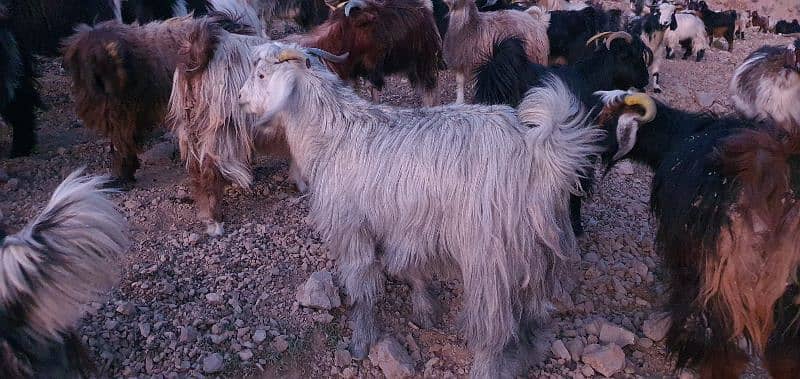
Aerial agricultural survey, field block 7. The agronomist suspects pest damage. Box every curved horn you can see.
[277,49,309,64]
[586,31,613,47]
[483,0,499,7]
[604,31,633,49]
[624,93,656,123]
[345,0,367,16]
[306,48,350,63]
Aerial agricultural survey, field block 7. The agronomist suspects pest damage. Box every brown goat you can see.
[750,11,770,33]
[297,0,442,105]
[62,13,252,184]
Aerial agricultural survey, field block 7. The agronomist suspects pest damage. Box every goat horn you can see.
[483,0,499,7]
[306,48,350,63]
[345,0,366,16]
[277,49,309,64]
[624,93,656,123]
[604,31,633,49]
[585,32,613,47]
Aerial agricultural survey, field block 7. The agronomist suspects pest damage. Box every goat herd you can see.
[1,0,799,377]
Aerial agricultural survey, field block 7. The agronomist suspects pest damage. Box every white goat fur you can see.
[239,42,603,378]
[664,13,709,59]
[0,170,128,339]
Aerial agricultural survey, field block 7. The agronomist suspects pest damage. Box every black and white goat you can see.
[0,170,128,377]
[731,39,800,130]
[474,32,651,235]
[626,2,678,93]
[664,12,709,61]
[689,0,736,51]
[595,90,800,378]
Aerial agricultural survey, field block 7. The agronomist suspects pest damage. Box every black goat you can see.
[775,19,800,35]
[548,6,623,64]
[0,4,40,157]
[625,2,677,92]
[689,0,736,51]
[596,90,800,378]
[120,0,212,23]
[474,33,651,234]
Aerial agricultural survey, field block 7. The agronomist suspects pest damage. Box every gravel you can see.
[0,2,787,377]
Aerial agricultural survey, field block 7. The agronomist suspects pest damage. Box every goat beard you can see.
[700,198,800,353]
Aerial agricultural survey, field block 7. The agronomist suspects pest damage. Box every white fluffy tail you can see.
[519,75,604,196]
[0,170,129,339]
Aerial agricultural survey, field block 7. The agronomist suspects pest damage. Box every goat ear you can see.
[612,113,641,161]
[669,14,678,30]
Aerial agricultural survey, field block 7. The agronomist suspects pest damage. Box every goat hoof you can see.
[350,340,371,360]
[205,221,225,237]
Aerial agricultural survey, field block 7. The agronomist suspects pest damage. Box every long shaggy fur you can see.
[239,42,603,378]
[259,0,330,30]
[596,92,800,378]
[298,0,442,105]
[62,13,252,183]
[625,2,677,93]
[0,169,128,378]
[547,6,623,64]
[730,40,800,131]
[0,4,41,157]
[442,0,549,103]
[664,13,709,61]
[168,19,288,236]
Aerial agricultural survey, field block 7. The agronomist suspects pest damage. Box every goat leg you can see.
[403,268,441,329]
[3,79,39,158]
[337,231,383,359]
[455,72,466,104]
[189,160,227,236]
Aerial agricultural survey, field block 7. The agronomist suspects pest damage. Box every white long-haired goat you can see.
[238,42,603,378]
[1,170,128,377]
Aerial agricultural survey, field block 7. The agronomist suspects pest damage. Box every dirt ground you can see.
[1,9,797,379]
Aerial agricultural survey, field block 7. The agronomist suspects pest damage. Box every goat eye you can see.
[258,74,265,79]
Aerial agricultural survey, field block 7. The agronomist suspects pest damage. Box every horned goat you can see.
[167,18,299,236]
[120,0,263,35]
[0,4,40,157]
[596,89,800,378]
[443,0,549,103]
[689,0,736,51]
[474,32,650,235]
[239,42,603,379]
[731,39,800,130]
[298,0,442,106]
[626,2,677,93]
[664,12,709,61]
[547,6,624,65]
[62,13,253,185]
[0,169,128,378]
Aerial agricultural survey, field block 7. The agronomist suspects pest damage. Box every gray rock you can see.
[335,349,353,366]
[368,337,416,379]
[566,338,585,362]
[642,313,671,342]
[616,161,635,175]
[179,326,198,343]
[272,335,289,353]
[202,353,224,374]
[253,329,267,344]
[551,339,571,361]
[138,322,151,338]
[599,323,636,347]
[238,349,253,361]
[696,92,715,108]
[296,271,341,310]
[115,302,136,316]
[141,141,176,165]
[581,343,625,378]
[206,293,223,305]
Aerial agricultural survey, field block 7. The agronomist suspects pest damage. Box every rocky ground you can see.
[1,17,797,379]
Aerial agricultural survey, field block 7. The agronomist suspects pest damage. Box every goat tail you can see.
[0,169,129,339]
[474,37,540,107]
[701,129,800,352]
[517,75,604,197]
[176,17,227,79]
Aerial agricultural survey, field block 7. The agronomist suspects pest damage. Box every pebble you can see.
[581,343,626,378]
[206,293,223,305]
[335,349,353,366]
[566,338,585,362]
[296,271,341,310]
[368,337,416,379]
[179,326,198,343]
[642,313,671,342]
[599,323,636,347]
[273,335,290,353]
[202,353,224,374]
[238,349,254,361]
[139,322,151,338]
[253,329,268,344]
[551,339,571,361]
[116,302,136,316]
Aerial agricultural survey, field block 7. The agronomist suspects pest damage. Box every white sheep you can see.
[238,42,603,378]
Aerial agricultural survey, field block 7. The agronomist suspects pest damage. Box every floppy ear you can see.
[612,113,641,161]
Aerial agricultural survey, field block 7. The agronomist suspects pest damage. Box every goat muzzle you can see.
[624,93,656,123]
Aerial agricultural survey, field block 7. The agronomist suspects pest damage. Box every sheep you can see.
[730,39,800,130]
[238,42,603,378]
[594,89,800,378]
[61,13,253,185]
[547,5,624,65]
[626,2,677,93]
[689,0,736,51]
[0,4,40,157]
[298,0,443,106]
[443,0,549,103]
[474,32,650,236]
[0,169,128,378]
[167,18,301,236]
[664,12,709,61]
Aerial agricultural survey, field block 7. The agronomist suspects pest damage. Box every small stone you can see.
[342,367,357,378]
[273,335,289,353]
[335,349,352,366]
[296,271,341,310]
[116,302,136,316]
[139,322,151,338]
[582,343,625,378]
[642,313,671,342]
[581,365,595,377]
[368,337,416,379]
[124,200,141,210]
[551,339,571,361]
[637,337,654,349]
[141,141,176,165]
[179,326,198,343]
[566,338,585,362]
[616,161,635,175]
[238,349,253,361]
[253,329,267,344]
[599,323,636,347]
[202,353,224,374]
[696,92,715,108]
[206,293,223,305]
